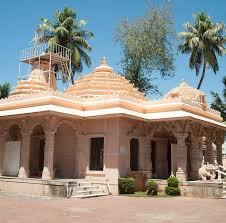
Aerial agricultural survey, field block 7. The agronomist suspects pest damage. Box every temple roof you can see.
[1,56,224,127]
[164,80,207,107]
[65,57,147,101]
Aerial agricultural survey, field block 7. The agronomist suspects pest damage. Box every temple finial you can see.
[101,56,107,65]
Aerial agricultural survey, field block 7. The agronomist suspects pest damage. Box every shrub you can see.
[118,177,135,194]
[167,176,179,187]
[165,186,181,196]
[146,179,158,196]
[165,176,181,196]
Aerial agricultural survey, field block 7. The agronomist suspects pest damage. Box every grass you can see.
[122,191,169,198]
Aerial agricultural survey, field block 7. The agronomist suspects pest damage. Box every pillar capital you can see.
[215,135,225,145]
[175,133,188,141]
[0,127,7,139]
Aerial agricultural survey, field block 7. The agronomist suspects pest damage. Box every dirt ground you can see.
[0,194,226,223]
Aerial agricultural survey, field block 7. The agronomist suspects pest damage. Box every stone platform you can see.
[0,177,109,198]
[155,179,224,199]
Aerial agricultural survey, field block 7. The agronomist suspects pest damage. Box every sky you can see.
[0,0,225,103]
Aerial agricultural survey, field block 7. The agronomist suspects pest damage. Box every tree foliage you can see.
[115,1,175,95]
[38,7,94,84]
[211,76,226,121]
[178,12,226,89]
[0,82,10,99]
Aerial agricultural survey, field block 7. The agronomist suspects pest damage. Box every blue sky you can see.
[0,0,225,103]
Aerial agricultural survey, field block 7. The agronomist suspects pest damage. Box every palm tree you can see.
[211,76,226,121]
[38,7,94,84]
[0,82,10,99]
[178,12,226,89]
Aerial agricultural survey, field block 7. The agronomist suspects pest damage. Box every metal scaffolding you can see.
[18,41,72,87]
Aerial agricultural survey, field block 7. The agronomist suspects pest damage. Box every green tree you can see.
[115,2,175,95]
[178,12,226,89]
[211,77,226,121]
[38,7,94,84]
[0,82,10,99]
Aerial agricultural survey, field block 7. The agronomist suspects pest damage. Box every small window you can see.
[89,137,104,171]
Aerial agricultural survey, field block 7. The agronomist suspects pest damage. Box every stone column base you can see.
[18,167,29,178]
[189,170,199,181]
[176,170,187,182]
[42,167,53,180]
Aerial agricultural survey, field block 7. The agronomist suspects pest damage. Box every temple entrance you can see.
[54,124,76,178]
[90,137,104,171]
[29,125,45,178]
[130,138,139,171]
[3,124,22,176]
[152,129,176,179]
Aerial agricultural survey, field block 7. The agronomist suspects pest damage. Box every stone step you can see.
[77,181,93,186]
[221,195,226,199]
[77,185,97,190]
[72,192,109,199]
[76,189,104,195]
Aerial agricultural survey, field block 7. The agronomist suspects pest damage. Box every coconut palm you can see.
[0,82,10,99]
[38,7,94,84]
[178,12,226,89]
[211,76,226,121]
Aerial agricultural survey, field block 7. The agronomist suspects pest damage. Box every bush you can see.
[165,176,181,196]
[165,186,181,196]
[146,179,158,196]
[167,176,179,187]
[118,177,135,194]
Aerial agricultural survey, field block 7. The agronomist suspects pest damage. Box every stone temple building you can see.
[0,43,225,197]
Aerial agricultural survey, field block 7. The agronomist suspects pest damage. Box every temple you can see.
[0,42,225,198]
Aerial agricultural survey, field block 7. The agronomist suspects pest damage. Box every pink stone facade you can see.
[0,54,225,196]
[0,116,225,195]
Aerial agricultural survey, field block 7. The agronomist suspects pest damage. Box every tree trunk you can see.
[197,62,206,90]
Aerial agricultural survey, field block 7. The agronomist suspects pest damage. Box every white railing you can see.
[216,165,226,181]
[106,178,112,195]
[20,42,71,61]
[219,165,226,171]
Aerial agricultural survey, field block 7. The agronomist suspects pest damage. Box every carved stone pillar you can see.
[176,134,188,182]
[205,139,214,164]
[42,118,56,180]
[216,142,223,166]
[145,137,152,177]
[42,131,55,180]
[0,131,6,176]
[139,136,146,171]
[190,136,202,180]
[215,134,224,166]
[18,132,31,178]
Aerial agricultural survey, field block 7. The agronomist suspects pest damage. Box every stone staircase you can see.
[71,181,109,198]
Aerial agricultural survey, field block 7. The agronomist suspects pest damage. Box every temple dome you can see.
[164,80,207,106]
[9,62,56,97]
[65,57,146,101]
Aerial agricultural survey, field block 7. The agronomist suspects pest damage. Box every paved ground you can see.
[0,194,226,223]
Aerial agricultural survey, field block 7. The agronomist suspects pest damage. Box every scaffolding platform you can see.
[20,42,71,64]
